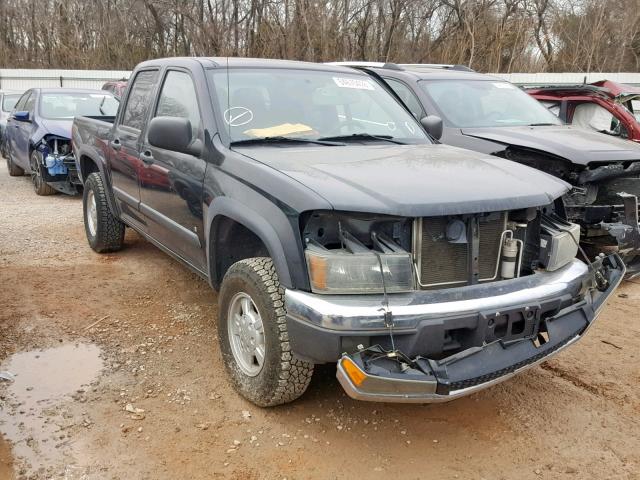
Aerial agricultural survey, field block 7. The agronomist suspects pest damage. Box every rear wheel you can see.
[83,172,125,253]
[29,151,55,195]
[218,257,314,407]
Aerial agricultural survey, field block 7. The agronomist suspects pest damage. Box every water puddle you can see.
[0,343,103,474]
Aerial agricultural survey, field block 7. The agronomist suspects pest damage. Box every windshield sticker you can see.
[224,107,254,127]
[243,123,314,138]
[333,77,375,91]
[493,82,516,89]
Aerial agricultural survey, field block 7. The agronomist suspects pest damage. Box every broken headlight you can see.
[302,212,414,294]
[540,214,580,271]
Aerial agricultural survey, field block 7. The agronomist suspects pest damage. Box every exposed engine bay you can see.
[35,136,80,195]
[301,203,582,294]
[503,146,640,276]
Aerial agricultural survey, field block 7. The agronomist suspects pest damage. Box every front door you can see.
[10,91,35,170]
[110,69,160,222]
[139,69,207,271]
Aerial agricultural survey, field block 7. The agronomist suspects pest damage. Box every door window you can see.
[14,91,31,111]
[121,70,159,131]
[385,78,425,119]
[24,93,36,113]
[155,70,201,138]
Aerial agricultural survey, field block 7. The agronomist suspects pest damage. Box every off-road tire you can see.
[29,151,56,195]
[6,152,24,176]
[83,172,125,253]
[219,257,314,407]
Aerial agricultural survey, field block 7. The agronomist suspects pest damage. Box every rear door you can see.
[139,69,207,271]
[110,69,160,223]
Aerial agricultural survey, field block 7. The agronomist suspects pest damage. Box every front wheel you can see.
[83,172,125,253]
[218,257,314,407]
[29,151,55,195]
[6,151,24,177]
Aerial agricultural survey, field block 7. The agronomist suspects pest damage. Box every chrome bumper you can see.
[285,256,625,403]
[286,259,591,331]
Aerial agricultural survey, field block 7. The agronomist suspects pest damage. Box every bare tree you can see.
[0,0,638,72]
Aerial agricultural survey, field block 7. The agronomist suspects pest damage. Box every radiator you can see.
[415,213,506,288]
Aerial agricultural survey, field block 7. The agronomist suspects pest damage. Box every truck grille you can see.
[416,213,507,288]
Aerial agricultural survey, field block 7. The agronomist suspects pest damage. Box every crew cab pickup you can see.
[72,58,623,406]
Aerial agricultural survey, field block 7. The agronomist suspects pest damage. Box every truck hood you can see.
[462,125,640,166]
[235,144,569,217]
[40,118,73,139]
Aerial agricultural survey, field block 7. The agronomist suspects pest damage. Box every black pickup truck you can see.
[72,57,624,406]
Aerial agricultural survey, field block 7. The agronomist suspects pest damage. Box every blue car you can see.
[5,88,119,195]
[0,91,22,158]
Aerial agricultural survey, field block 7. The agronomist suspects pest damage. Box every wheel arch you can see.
[206,198,295,291]
[76,147,120,219]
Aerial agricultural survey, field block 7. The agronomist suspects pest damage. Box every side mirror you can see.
[420,115,443,140]
[148,116,201,156]
[13,111,30,122]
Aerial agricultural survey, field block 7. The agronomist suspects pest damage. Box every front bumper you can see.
[285,255,624,403]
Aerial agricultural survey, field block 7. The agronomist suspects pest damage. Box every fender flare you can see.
[75,145,120,217]
[206,197,293,289]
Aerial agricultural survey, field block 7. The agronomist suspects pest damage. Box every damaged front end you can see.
[286,207,624,403]
[35,136,80,195]
[504,147,640,277]
[334,253,622,402]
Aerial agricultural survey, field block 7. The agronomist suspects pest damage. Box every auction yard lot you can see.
[0,162,639,480]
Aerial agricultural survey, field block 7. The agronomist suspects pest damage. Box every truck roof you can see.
[133,56,372,76]
[526,80,640,100]
[329,62,501,82]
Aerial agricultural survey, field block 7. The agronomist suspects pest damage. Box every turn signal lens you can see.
[341,357,367,387]
[307,252,328,291]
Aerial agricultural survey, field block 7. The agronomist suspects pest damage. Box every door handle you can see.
[140,150,154,165]
[110,138,121,151]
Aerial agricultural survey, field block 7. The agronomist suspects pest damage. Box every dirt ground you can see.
[0,161,639,480]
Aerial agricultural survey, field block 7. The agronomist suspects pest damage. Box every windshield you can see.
[2,94,20,112]
[209,68,429,144]
[40,92,119,119]
[419,80,562,128]
[633,100,640,122]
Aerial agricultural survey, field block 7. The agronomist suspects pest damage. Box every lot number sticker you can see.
[333,77,375,90]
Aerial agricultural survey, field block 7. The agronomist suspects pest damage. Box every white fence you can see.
[1,68,639,92]
[0,69,130,91]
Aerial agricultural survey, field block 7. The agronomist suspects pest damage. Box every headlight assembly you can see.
[305,245,414,294]
[540,214,581,271]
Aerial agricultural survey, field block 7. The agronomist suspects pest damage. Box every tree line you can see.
[1,0,639,73]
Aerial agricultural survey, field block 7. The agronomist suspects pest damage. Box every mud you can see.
[0,161,639,480]
[0,343,103,472]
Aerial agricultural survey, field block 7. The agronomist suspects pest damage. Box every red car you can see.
[526,80,640,143]
[101,79,128,100]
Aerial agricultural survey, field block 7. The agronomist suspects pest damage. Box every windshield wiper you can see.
[317,133,406,144]
[527,123,557,126]
[230,136,345,146]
